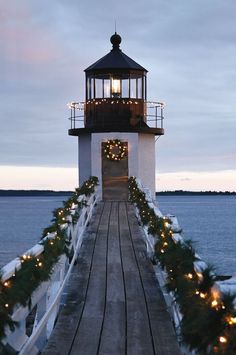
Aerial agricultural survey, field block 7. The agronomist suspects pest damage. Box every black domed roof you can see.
[84,33,147,73]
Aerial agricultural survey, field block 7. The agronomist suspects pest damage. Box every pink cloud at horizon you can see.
[1,2,62,66]
[0,166,236,192]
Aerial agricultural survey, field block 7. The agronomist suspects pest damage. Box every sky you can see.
[1,0,236,191]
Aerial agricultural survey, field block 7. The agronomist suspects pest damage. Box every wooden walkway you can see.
[42,202,181,355]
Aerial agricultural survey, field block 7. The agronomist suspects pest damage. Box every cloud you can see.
[0,0,236,191]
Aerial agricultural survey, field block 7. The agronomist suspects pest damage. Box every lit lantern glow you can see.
[219,336,227,344]
[111,78,121,97]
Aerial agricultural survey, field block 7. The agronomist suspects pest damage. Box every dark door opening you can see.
[102,142,128,201]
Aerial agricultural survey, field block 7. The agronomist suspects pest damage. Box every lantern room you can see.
[84,32,148,129]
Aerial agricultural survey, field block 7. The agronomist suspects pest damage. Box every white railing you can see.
[133,180,236,355]
[1,187,101,354]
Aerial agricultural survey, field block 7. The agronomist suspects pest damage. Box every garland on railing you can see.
[129,176,236,355]
[0,176,98,341]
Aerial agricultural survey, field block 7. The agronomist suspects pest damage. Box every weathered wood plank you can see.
[98,202,126,355]
[126,203,181,355]
[42,203,105,355]
[69,202,111,355]
[119,202,154,355]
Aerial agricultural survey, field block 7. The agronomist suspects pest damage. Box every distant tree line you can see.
[0,190,73,196]
[157,190,236,196]
[0,189,235,196]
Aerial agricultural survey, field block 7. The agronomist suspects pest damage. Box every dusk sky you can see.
[1,1,236,191]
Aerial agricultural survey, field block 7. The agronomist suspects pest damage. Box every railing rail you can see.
[1,187,101,354]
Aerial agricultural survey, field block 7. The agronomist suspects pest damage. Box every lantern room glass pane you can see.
[137,77,142,99]
[95,78,103,98]
[104,79,110,98]
[122,79,129,98]
[130,78,136,98]
[90,77,94,99]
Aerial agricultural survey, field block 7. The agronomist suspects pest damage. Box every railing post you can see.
[161,105,163,129]
[155,106,157,128]
[70,107,73,129]
[34,293,47,351]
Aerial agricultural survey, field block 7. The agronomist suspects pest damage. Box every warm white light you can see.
[219,336,227,344]
[211,299,218,307]
[111,78,121,96]
[227,316,236,325]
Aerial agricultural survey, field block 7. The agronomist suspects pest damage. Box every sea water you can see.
[0,196,70,269]
[157,195,236,276]
[0,195,235,276]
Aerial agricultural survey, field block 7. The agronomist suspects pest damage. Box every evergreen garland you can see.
[0,176,98,341]
[128,176,236,354]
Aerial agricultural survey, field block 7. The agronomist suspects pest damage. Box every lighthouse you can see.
[68,33,164,200]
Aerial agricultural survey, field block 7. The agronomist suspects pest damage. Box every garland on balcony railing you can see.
[129,176,236,355]
[0,176,98,341]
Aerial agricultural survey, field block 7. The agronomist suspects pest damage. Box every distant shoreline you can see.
[0,190,73,197]
[0,189,235,196]
[156,190,236,196]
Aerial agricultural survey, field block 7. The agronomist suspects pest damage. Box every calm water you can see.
[157,195,236,276]
[0,196,70,269]
[0,196,235,276]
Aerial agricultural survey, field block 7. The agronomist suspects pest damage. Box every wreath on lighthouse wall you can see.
[104,139,127,161]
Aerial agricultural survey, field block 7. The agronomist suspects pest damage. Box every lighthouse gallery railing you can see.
[67,100,164,130]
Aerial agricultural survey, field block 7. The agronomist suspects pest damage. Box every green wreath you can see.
[104,139,127,161]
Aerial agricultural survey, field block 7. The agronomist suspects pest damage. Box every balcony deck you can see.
[67,100,164,136]
[42,202,180,355]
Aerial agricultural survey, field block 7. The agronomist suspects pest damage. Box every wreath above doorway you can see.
[104,139,127,161]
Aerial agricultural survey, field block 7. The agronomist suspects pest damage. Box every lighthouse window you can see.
[90,77,95,99]
[130,78,137,98]
[122,79,129,98]
[95,78,103,98]
[137,77,142,99]
[104,79,110,98]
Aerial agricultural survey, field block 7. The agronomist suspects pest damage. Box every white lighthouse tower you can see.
[68,33,164,200]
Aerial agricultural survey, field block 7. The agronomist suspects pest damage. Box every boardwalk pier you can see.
[42,201,181,355]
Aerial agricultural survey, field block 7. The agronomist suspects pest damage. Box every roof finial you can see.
[115,19,117,33]
[110,31,122,50]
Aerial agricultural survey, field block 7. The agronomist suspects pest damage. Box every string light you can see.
[227,316,236,325]
[211,299,218,308]
[219,336,227,344]
[68,99,164,108]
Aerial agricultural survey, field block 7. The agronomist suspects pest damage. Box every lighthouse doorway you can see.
[102,142,128,201]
